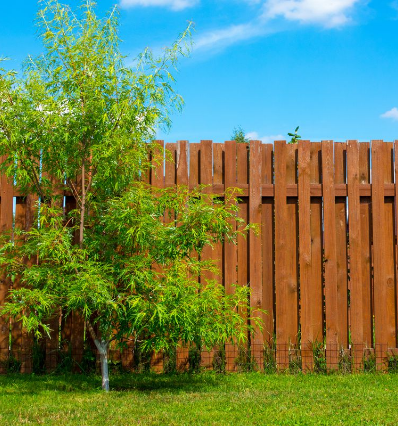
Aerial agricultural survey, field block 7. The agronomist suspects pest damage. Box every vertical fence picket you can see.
[309,142,324,359]
[298,140,312,370]
[384,143,397,362]
[285,143,299,365]
[359,142,373,351]
[334,143,349,354]
[347,140,364,369]
[372,140,389,368]
[149,140,165,372]
[322,140,339,370]
[261,144,274,346]
[249,140,263,367]
[199,140,214,369]
[236,142,249,366]
[274,140,289,369]
[224,140,237,371]
[11,198,25,371]
[0,163,13,373]
[213,143,224,287]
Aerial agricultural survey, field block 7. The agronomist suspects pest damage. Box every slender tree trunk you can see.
[86,322,110,392]
[95,339,110,392]
[79,161,86,248]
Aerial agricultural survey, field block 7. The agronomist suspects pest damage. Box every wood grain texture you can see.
[298,140,312,370]
[274,140,289,369]
[322,140,339,370]
[261,144,274,344]
[359,142,373,350]
[372,140,389,369]
[334,143,348,350]
[249,140,263,365]
[347,140,363,369]
[224,141,238,371]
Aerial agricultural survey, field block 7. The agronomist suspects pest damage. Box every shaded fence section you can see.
[1,140,398,373]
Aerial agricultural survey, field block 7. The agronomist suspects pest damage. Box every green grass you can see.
[1,373,398,425]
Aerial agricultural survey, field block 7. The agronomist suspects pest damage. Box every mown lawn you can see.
[1,372,398,425]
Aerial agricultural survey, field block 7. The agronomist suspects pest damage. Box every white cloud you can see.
[194,23,272,51]
[262,0,360,27]
[195,0,360,52]
[119,0,198,11]
[246,131,285,144]
[381,107,398,121]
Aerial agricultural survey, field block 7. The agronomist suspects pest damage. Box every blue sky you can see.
[1,0,398,143]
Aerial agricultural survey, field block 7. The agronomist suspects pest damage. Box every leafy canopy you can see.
[0,0,261,366]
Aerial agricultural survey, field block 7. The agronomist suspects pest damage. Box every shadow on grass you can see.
[0,372,228,394]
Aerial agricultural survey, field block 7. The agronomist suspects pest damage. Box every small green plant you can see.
[55,340,74,374]
[1,354,21,374]
[288,126,301,144]
[235,346,258,372]
[80,344,97,375]
[311,341,327,374]
[338,347,352,374]
[363,351,376,373]
[32,338,46,375]
[289,348,302,374]
[388,353,398,373]
[133,341,152,373]
[188,344,202,374]
[231,126,250,144]
[212,346,226,374]
[163,347,177,374]
[263,342,277,374]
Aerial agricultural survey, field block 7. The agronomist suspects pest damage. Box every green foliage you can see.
[32,338,47,375]
[212,346,226,374]
[363,352,376,373]
[231,126,249,144]
[311,341,327,374]
[0,0,262,389]
[1,354,21,374]
[388,353,398,373]
[263,342,277,374]
[288,126,301,144]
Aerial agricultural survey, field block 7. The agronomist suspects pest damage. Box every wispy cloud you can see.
[262,0,360,27]
[381,107,398,121]
[194,22,274,51]
[119,0,198,11]
[246,131,285,144]
[195,0,361,52]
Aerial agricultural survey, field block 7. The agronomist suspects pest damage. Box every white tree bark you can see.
[94,339,110,392]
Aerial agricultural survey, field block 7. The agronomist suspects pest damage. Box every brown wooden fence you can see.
[1,139,398,373]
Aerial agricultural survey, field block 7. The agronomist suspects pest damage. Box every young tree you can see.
[0,1,261,391]
[231,126,249,144]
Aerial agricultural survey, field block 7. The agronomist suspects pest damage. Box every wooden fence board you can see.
[261,144,274,345]
[285,143,299,355]
[334,143,349,351]
[249,140,263,366]
[309,143,324,362]
[237,142,248,344]
[322,140,339,369]
[384,143,397,354]
[274,140,289,369]
[372,140,389,368]
[359,143,372,349]
[224,140,237,371]
[298,140,312,370]
[347,140,363,369]
[199,140,214,369]
[0,163,13,373]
